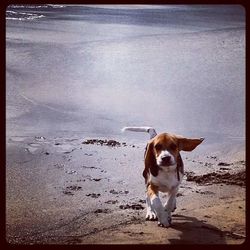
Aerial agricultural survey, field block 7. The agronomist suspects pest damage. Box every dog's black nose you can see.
[162,155,171,163]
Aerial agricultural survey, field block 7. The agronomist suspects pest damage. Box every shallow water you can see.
[6,5,245,144]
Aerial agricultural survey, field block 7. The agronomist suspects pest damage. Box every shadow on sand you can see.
[169,214,226,244]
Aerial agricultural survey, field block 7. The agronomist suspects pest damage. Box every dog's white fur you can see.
[156,149,176,167]
[148,164,183,227]
[122,126,203,227]
[122,126,180,227]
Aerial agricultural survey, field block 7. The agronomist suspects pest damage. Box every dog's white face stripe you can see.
[156,150,176,166]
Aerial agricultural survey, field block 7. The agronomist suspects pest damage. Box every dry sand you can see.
[6,135,245,244]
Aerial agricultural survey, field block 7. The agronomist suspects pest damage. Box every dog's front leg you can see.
[164,187,178,224]
[145,195,157,221]
[147,184,171,227]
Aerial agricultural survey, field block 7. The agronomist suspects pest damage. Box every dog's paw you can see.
[157,219,170,228]
[146,210,157,221]
[158,221,169,228]
[157,211,171,228]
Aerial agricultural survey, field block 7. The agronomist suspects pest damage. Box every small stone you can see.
[218,162,231,166]
[204,215,211,218]
[92,178,101,182]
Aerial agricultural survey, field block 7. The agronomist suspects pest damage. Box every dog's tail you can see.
[121,126,157,139]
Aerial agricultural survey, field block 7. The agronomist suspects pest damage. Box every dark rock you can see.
[186,170,245,187]
[105,200,118,204]
[63,190,74,195]
[92,178,101,182]
[204,215,212,218]
[82,139,122,147]
[66,185,82,191]
[218,162,231,166]
[220,167,230,170]
[110,189,119,194]
[86,193,101,198]
[110,189,129,195]
[94,209,110,214]
[119,203,144,210]
[131,204,144,210]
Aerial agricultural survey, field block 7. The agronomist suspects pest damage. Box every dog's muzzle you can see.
[157,151,175,167]
[161,155,172,166]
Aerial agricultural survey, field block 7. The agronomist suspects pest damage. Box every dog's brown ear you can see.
[177,136,204,151]
[143,141,158,180]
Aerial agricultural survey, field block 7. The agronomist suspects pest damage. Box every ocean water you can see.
[6,5,245,143]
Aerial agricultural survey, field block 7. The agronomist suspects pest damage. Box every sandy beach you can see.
[6,5,245,245]
[6,135,245,244]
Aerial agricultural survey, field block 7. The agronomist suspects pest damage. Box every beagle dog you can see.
[122,127,204,227]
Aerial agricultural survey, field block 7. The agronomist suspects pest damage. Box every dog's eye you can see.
[170,143,177,150]
[155,144,162,150]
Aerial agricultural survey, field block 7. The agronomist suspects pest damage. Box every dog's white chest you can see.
[150,168,182,192]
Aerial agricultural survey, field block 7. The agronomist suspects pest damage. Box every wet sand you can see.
[6,5,245,139]
[6,135,245,244]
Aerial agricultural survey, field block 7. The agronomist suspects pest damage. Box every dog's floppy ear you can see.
[143,141,158,180]
[177,136,204,151]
